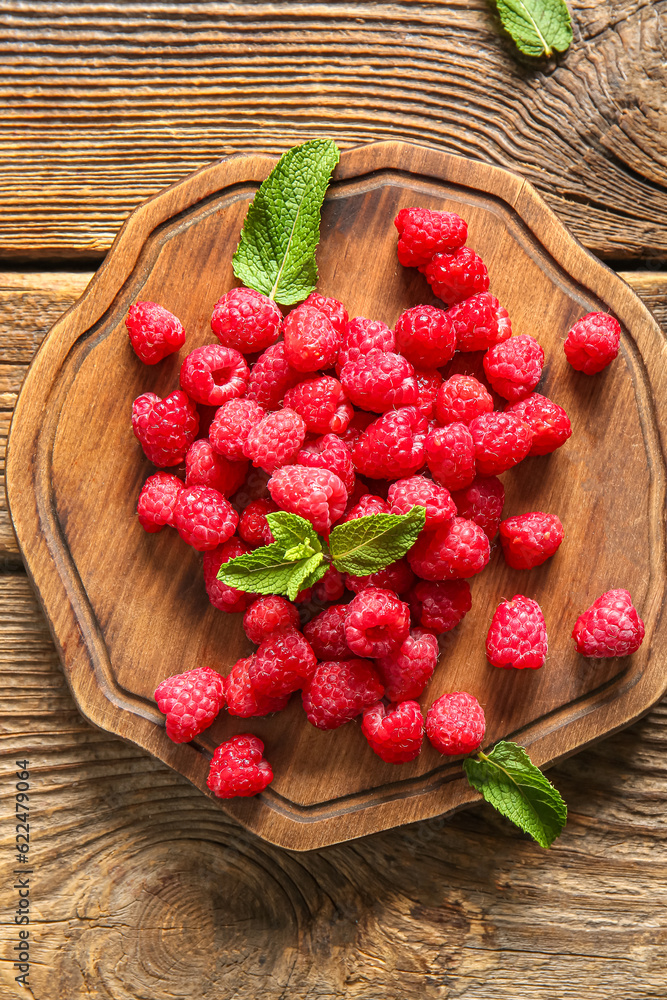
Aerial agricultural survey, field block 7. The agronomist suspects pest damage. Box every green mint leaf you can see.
[286,552,325,602]
[232,139,340,304]
[463,741,567,849]
[265,511,323,554]
[216,543,310,596]
[328,506,426,575]
[296,558,329,595]
[491,0,572,57]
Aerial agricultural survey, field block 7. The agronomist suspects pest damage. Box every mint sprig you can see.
[232,139,340,305]
[328,506,425,575]
[490,0,572,57]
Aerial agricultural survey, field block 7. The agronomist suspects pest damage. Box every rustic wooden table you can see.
[1,3,666,997]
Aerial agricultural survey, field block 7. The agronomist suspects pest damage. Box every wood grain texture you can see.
[0,2,666,259]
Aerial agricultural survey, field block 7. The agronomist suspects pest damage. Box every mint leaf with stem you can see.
[491,0,573,58]
[328,506,426,575]
[216,543,317,596]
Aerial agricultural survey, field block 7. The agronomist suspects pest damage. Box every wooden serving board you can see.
[6,142,667,851]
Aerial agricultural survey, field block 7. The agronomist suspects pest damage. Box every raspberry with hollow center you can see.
[436,375,494,426]
[483,334,544,402]
[469,411,533,476]
[203,537,256,613]
[243,407,307,473]
[132,390,199,467]
[302,659,384,730]
[206,734,273,798]
[283,376,348,435]
[302,292,349,335]
[344,557,415,596]
[137,471,183,532]
[446,292,511,352]
[298,433,356,493]
[173,486,239,551]
[249,627,318,697]
[408,517,490,580]
[505,393,572,456]
[238,498,278,547]
[243,596,300,645]
[393,304,456,369]
[268,465,348,535]
[185,438,248,496]
[246,341,301,410]
[451,475,505,540]
[486,595,548,670]
[421,247,490,306]
[211,286,282,354]
[209,398,265,462]
[344,587,410,658]
[572,589,645,657]
[394,207,468,267]
[180,344,249,406]
[155,665,225,743]
[413,369,443,419]
[426,691,486,755]
[283,304,341,372]
[409,579,472,633]
[352,406,429,480]
[126,301,185,364]
[500,511,564,570]
[426,423,477,491]
[388,475,456,529]
[376,628,439,701]
[340,350,418,413]
[304,603,354,660]
[362,700,425,763]
[224,656,290,717]
[564,311,621,375]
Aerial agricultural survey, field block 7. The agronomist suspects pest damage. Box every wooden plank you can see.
[0,2,666,259]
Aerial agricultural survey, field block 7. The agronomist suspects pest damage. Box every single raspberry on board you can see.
[483,334,544,402]
[268,465,348,535]
[505,393,572,456]
[413,369,443,419]
[345,587,410,657]
[340,350,418,413]
[209,398,265,461]
[408,517,490,581]
[312,565,346,602]
[185,439,248,496]
[206,734,273,798]
[409,579,472,633]
[302,291,349,335]
[283,376,348,435]
[352,407,429,480]
[283,304,342,372]
[343,494,391,521]
[180,344,249,406]
[486,595,548,670]
[238,498,278,547]
[394,206,468,267]
[564,312,621,375]
[302,659,384,730]
[468,411,533,476]
[344,557,415,596]
[249,627,318,697]
[393,304,456,369]
[451,475,505,540]
[362,700,425,763]
[203,537,255,613]
[243,596,300,645]
[388,475,456,529]
[243,408,307,473]
[421,248,490,306]
[436,375,494,426]
[376,628,439,701]
[132,390,199,467]
[572,589,645,657]
[155,665,225,743]
[304,604,354,660]
[137,471,183,532]
[224,656,290,718]
[211,286,282,354]
[425,423,476,491]
[337,316,395,372]
[173,486,238,551]
[446,292,512,352]
[126,301,185,364]
[298,433,356,493]
[500,511,564,570]
[426,691,485,755]
[246,342,301,410]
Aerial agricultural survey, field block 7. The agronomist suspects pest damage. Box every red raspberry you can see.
[203,537,255,613]
[425,423,476,491]
[337,317,395,372]
[572,589,645,658]
[206,734,273,798]
[304,604,354,660]
[388,475,456,529]
[483,334,544,402]
[422,248,490,306]
[413,369,443,419]
[238,498,278,547]
[224,656,290,717]
[376,628,439,701]
[302,659,384,730]
[408,517,490,581]
[445,292,512,352]
[155,665,225,743]
[393,304,456,368]
[426,691,485,755]
[345,587,410,657]
[486,595,548,670]
[500,511,564,570]
[243,595,300,645]
[340,350,418,413]
[180,345,249,406]
[283,304,341,372]
[505,393,572,456]
[344,557,415,596]
[185,439,247,496]
[174,486,238,551]
[126,301,185,364]
[564,312,621,375]
[312,565,346,602]
[246,342,301,410]
[303,292,348,335]
[362,700,424,763]
[298,433,355,493]
[283,376,347,434]
[137,471,183,532]
[249,627,317,697]
[343,494,390,521]
[469,412,533,476]
[211,287,282,354]
[436,375,494,426]
[243,408,307,473]
[209,398,265,461]
[451,475,505,540]
[339,408,376,447]
[352,407,429,480]
[441,349,492,387]
[409,579,472,633]
[394,207,468,267]
[132,390,199,467]
[269,465,348,535]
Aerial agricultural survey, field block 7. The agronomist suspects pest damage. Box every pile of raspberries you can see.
[131,205,644,799]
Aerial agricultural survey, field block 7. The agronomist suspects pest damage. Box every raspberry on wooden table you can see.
[421,247,490,306]
[155,665,225,743]
[361,700,425,764]
[413,369,443,419]
[468,411,533,476]
[245,341,301,410]
[572,589,645,658]
[352,406,429,480]
[209,398,265,461]
[302,659,384,730]
[304,604,354,660]
[564,311,621,374]
[376,628,439,701]
[243,408,307,473]
[436,375,494,426]
[283,376,349,434]
[500,511,564,570]
[173,486,239,551]
[132,390,199,466]
[243,596,300,645]
[337,316,395,372]
[344,557,415,596]
[298,433,356,493]
[486,595,548,670]
[409,579,472,633]
[185,439,248,496]
[206,734,273,798]
[238,498,278,547]
[268,465,348,534]
[425,423,477,491]
[394,206,468,267]
[343,494,391,521]
[126,301,185,364]
[302,291,349,335]
[388,475,456,529]
[203,537,256,613]
[393,304,457,369]
[426,691,486,755]
[340,350,418,413]
[137,471,183,532]
[451,475,505,540]
[180,344,249,406]
[345,587,410,657]
[505,393,572,456]
[312,565,346,602]
[483,334,544,402]
[211,286,282,354]
[249,627,318,697]
[446,292,511,352]
[224,656,290,717]
[408,517,490,580]
[283,304,342,372]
